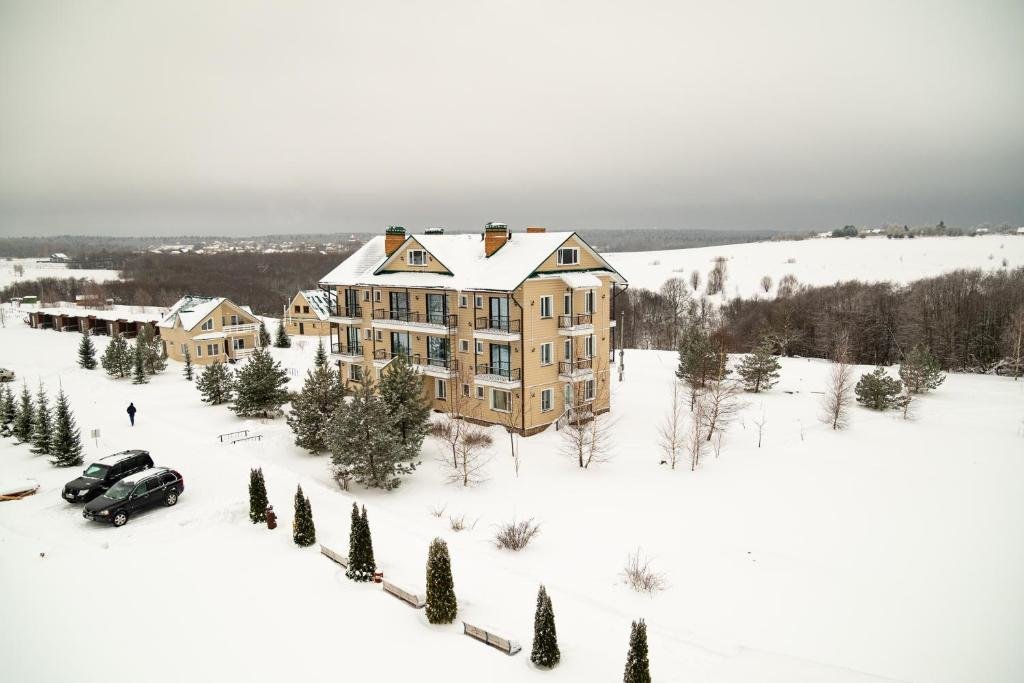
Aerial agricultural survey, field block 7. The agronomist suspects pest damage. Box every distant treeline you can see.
[619,267,1024,372]
[0,250,353,316]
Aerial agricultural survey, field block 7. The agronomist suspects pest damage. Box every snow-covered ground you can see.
[606,235,1024,295]
[0,257,121,288]
[1,317,1022,683]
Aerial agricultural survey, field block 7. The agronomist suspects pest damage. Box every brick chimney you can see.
[384,225,406,256]
[526,226,546,233]
[484,222,509,257]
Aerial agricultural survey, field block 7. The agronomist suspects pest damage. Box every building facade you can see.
[283,289,335,337]
[319,224,627,435]
[158,295,263,365]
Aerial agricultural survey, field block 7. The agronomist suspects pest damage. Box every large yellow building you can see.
[318,224,627,435]
[157,295,263,365]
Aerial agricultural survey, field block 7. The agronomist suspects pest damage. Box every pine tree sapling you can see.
[855,367,904,410]
[314,338,328,369]
[425,537,457,624]
[231,347,290,418]
[132,341,149,384]
[531,585,560,668]
[623,619,651,683]
[197,362,235,405]
[899,345,945,394]
[346,503,377,581]
[0,384,15,435]
[13,382,34,443]
[49,387,84,467]
[78,330,98,369]
[183,346,194,381]
[275,319,291,348]
[736,339,781,393]
[249,468,268,523]
[292,485,316,547]
[31,382,53,455]
[259,320,271,347]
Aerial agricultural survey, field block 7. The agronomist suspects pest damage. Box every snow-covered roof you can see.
[537,271,608,288]
[319,231,625,292]
[158,296,254,331]
[193,331,227,340]
[36,305,164,324]
[298,289,336,320]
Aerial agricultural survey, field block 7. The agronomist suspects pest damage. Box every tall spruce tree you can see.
[49,387,83,467]
[197,361,234,404]
[132,341,149,384]
[12,382,34,443]
[138,324,166,375]
[736,338,781,393]
[231,347,290,418]
[258,320,271,347]
[346,503,377,581]
[425,537,457,624]
[101,332,131,378]
[531,585,561,668]
[623,619,651,683]
[249,468,268,523]
[0,384,15,434]
[855,367,904,410]
[274,319,291,348]
[292,485,316,547]
[313,338,328,369]
[898,345,945,394]
[286,358,344,454]
[327,378,414,490]
[78,330,97,369]
[30,382,53,455]
[182,346,194,381]
[378,352,431,460]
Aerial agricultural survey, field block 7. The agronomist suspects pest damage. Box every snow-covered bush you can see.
[493,518,541,551]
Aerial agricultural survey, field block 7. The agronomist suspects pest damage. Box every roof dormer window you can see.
[557,247,579,266]
[407,249,427,266]
[201,318,213,331]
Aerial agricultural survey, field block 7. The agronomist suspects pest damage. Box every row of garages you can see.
[28,309,163,338]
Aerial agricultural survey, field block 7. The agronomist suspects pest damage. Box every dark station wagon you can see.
[62,450,154,503]
[82,467,185,527]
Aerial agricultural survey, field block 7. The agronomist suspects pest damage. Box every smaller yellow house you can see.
[158,295,263,365]
[283,289,335,337]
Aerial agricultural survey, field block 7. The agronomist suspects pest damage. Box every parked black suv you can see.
[63,450,154,503]
[83,467,184,527]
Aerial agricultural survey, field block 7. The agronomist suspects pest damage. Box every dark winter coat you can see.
[127,404,137,416]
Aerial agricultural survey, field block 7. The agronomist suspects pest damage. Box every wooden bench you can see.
[382,580,426,609]
[319,544,349,568]
[462,622,522,656]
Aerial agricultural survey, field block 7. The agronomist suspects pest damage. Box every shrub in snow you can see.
[898,345,945,394]
[622,549,666,594]
[248,468,268,523]
[448,513,477,532]
[12,382,33,443]
[292,485,316,547]
[425,537,457,624]
[77,330,97,370]
[49,388,83,468]
[197,362,234,405]
[623,619,651,683]
[493,518,541,551]
[286,354,344,454]
[231,347,289,418]
[30,382,52,455]
[346,503,376,582]
[855,367,905,411]
[531,585,560,668]
[736,339,781,393]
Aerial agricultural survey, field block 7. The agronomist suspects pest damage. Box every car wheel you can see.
[112,511,129,527]
[165,491,178,507]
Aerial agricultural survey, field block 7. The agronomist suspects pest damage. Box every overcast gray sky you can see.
[1,0,1022,237]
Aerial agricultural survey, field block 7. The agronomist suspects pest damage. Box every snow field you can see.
[0,257,121,288]
[0,316,1022,682]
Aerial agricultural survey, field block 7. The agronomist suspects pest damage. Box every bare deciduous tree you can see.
[706,256,728,296]
[442,426,493,487]
[658,380,687,469]
[821,333,855,430]
[753,406,767,447]
[561,377,615,469]
[777,273,799,298]
[689,269,701,292]
[687,400,707,471]
[701,376,744,442]
[760,275,773,294]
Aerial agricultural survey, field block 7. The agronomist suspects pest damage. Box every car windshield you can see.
[103,481,134,500]
[83,464,109,479]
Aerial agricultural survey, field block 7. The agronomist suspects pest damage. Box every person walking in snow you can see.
[127,402,137,426]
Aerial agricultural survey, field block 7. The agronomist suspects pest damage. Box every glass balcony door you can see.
[489,343,511,377]
[489,296,509,328]
[426,293,447,325]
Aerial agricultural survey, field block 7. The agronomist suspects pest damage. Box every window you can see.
[563,293,572,315]
[302,306,309,314]
[462,383,470,397]
[476,340,484,354]
[294,305,301,313]
[540,388,553,412]
[539,295,553,318]
[435,379,447,400]
[201,318,213,331]
[407,249,427,266]
[476,386,485,399]
[584,379,595,401]
[584,290,595,314]
[475,295,483,308]
[350,364,363,382]
[233,338,246,350]
[374,290,381,303]
[196,345,203,357]
[376,330,383,342]
[207,344,219,356]
[362,290,370,302]
[539,342,553,366]
[584,335,595,358]
[557,247,579,265]
[564,339,572,361]
[459,339,469,353]
[459,295,468,308]
[180,343,187,355]
[491,388,511,412]
[364,328,372,340]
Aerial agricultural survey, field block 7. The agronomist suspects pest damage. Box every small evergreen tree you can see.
[346,503,377,581]
[259,320,271,347]
[78,330,97,369]
[898,345,945,394]
[132,341,149,384]
[292,485,316,547]
[287,359,344,454]
[736,338,781,393]
[182,346,194,381]
[425,537,457,624]
[31,382,53,455]
[249,468,268,523]
[274,319,291,348]
[327,378,415,490]
[855,366,904,410]
[0,384,15,435]
[378,352,431,460]
[623,619,651,683]
[531,585,560,668]
[138,324,166,375]
[314,338,328,369]
[197,361,234,404]
[12,382,33,443]
[49,387,83,467]
[675,324,728,408]
[101,332,131,378]
[231,347,290,418]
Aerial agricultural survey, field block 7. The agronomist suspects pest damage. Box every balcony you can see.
[329,304,363,324]
[558,357,594,380]
[371,309,458,333]
[371,349,458,378]
[330,341,364,361]
[223,323,258,334]
[474,363,522,389]
[557,313,594,336]
[473,316,521,342]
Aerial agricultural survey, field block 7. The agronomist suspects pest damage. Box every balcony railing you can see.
[474,316,521,334]
[373,309,458,328]
[425,356,458,371]
[331,342,362,356]
[372,349,457,372]
[223,323,258,334]
[558,358,593,375]
[333,304,362,318]
[475,363,521,381]
[558,313,593,329]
